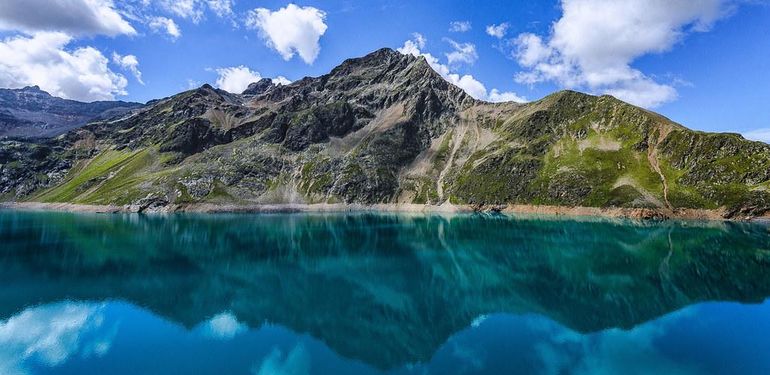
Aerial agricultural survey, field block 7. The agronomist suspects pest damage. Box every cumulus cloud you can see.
[510,0,731,108]
[486,23,509,39]
[272,76,292,86]
[512,33,552,68]
[246,4,328,64]
[148,16,181,40]
[112,52,144,84]
[0,32,128,101]
[741,128,770,143]
[398,34,526,103]
[215,66,261,93]
[215,65,291,93]
[396,32,426,56]
[0,0,136,37]
[445,39,478,65]
[451,75,487,99]
[449,21,472,33]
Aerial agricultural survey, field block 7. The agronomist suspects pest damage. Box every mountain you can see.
[1,48,770,218]
[0,86,142,138]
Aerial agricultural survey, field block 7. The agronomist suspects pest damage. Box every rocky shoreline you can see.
[2,201,768,222]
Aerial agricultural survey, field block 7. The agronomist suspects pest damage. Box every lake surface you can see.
[1,210,770,374]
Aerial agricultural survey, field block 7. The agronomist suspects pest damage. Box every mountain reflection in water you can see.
[1,211,769,374]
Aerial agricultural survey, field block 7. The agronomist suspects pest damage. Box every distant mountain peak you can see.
[0,86,142,138]
[5,85,52,98]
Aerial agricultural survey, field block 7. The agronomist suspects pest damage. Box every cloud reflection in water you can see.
[0,302,115,375]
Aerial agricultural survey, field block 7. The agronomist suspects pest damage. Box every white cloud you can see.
[511,0,730,108]
[450,74,487,99]
[398,34,526,103]
[272,76,292,86]
[445,39,478,65]
[246,4,328,64]
[488,89,528,103]
[396,32,426,56]
[112,52,144,84]
[159,0,205,23]
[207,0,234,18]
[449,21,472,33]
[0,0,136,37]
[199,312,246,340]
[156,0,236,23]
[602,76,678,109]
[149,0,236,24]
[512,33,552,68]
[186,78,202,89]
[148,16,181,40]
[216,66,262,93]
[215,65,291,93]
[0,302,114,375]
[742,128,770,143]
[0,32,128,101]
[486,23,509,39]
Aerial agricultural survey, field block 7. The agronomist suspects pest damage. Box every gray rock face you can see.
[242,78,275,96]
[0,86,143,138]
[0,139,73,197]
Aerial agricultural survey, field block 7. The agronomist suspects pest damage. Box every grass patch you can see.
[35,149,145,203]
[530,134,664,207]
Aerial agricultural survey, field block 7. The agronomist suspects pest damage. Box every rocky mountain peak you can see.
[242,78,275,96]
[327,47,439,86]
[189,84,239,104]
[21,85,45,93]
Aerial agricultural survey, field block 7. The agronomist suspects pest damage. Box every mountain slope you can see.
[2,48,769,218]
[0,86,142,138]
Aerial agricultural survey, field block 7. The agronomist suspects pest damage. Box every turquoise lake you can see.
[1,210,770,374]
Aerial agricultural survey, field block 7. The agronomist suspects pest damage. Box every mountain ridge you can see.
[1,47,769,219]
[0,85,143,138]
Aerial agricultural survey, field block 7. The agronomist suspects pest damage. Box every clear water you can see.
[1,210,770,374]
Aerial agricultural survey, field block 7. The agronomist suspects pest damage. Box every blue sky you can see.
[0,0,768,140]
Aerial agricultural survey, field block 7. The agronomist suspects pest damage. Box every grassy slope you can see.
[444,92,770,211]
[33,148,161,205]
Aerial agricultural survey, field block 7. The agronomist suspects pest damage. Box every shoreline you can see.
[2,201,768,222]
